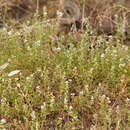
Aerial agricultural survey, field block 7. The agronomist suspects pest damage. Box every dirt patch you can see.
[0,0,58,22]
[0,0,130,38]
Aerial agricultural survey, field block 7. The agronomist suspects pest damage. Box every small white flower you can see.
[8,58,11,62]
[8,31,12,35]
[8,70,21,77]
[113,49,117,53]
[85,85,89,92]
[57,10,63,18]
[36,40,41,44]
[0,118,6,124]
[36,85,40,89]
[41,105,44,109]
[69,106,73,110]
[73,115,78,119]
[108,35,112,38]
[68,79,72,82]
[52,47,61,52]
[100,95,106,101]
[1,98,7,104]
[90,125,96,130]
[24,39,28,43]
[126,98,130,102]
[36,85,41,94]
[0,63,9,70]
[106,97,111,104]
[65,81,69,85]
[98,83,102,87]
[58,117,62,120]
[30,74,34,77]
[43,6,47,17]
[15,77,18,80]
[26,77,30,80]
[17,83,20,87]
[2,27,7,31]
[91,96,94,102]
[64,98,68,104]
[101,53,105,58]
[44,12,47,17]
[102,95,106,98]
[31,111,36,120]
[79,91,84,96]
[116,105,120,112]
[2,128,7,130]
[41,103,46,110]
[71,93,75,96]
[85,85,89,89]
[26,20,30,25]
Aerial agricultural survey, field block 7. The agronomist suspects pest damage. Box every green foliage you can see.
[0,18,130,130]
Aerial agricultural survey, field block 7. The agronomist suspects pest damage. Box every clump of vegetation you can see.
[0,16,130,129]
[0,0,130,129]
